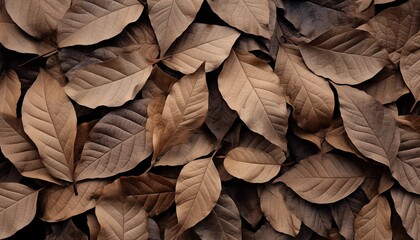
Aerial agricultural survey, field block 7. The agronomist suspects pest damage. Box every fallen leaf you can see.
[0,69,20,117]
[391,187,420,240]
[87,213,100,240]
[142,66,177,99]
[45,219,88,240]
[400,32,420,106]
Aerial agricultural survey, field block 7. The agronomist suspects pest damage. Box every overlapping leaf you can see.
[0,69,20,117]
[45,219,88,240]
[400,32,420,106]
[391,187,420,240]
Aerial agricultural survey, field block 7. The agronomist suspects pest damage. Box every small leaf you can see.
[58,0,144,48]
[0,69,20,117]
[391,187,420,240]
[0,182,39,239]
[45,219,88,240]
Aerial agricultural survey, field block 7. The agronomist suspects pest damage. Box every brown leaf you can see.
[142,66,177,99]
[276,153,366,204]
[218,49,288,151]
[87,213,100,240]
[5,0,71,39]
[400,32,420,106]
[22,69,76,182]
[207,0,270,38]
[242,222,293,240]
[260,183,301,237]
[354,195,392,240]
[391,187,420,240]
[0,69,20,117]
[74,120,98,163]
[275,44,334,132]
[75,99,152,181]
[153,65,208,158]
[194,191,242,240]
[57,0,144,48]
[147,218,161,240]
[0,157,22,183]
[175,158,222,236]
[162,23,240,74]
[148,0,203,56]
[45,219,88,240]
[113,16,157,47]
[96,195,148,240]
[300,27,391,85]
[0,182,40,239]
[334,84,400,167]
[224,147,282,183]
[40,180,108,222]
[65,44,158,108]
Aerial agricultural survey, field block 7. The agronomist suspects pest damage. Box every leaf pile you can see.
[0,0,419,239]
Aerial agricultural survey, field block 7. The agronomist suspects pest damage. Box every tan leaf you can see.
[142,66,177,99]
[57,0,144,48]
[207,0,270,38]
[75,99,151,181]
[156,128,217,167]
[300,27,390,85]
[0,69,20,117]
[0,0,55,55]
[96,196,148,240]
[391,128,420,194]
[40,180,108,222]
[275,44,334,132]
[354,195,392,240]
[334,84,400,167]
[358,0,420,63]
[194,191,242,240]
[240,130,286,164]
[224,147,282,183]
[147,218,161,240]
[0,182,39,239]
[74,120,98,163]
[391,187,420,240]
[45,219,88,240]
[162,23,240,74]
[113,16,157,47]
[260,183,301,237]
[400,32,420,106]
[175,158,222,236]
[65,45,158,108]
[87,213,100,240]
[5,0,71,39]
[153,65,208,158]
[148,0,203,56]
[276,153,365,204]
[22,69,76,182]
[218,49,288,150]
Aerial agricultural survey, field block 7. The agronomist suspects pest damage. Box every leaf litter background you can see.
[0,0,419,239]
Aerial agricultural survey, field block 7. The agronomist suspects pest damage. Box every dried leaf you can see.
[276,152,366,204]
[275,44,334,132]
[0,182,39,239]
[218,49,288,150]
[391,187,420,240]
[87,213,100,240]
[148,0,203,56]
[22,69,76,182]
[45,219,88,240]
[334,84,400,167]
[354,195,392,240]
[400,32,420,106]
[300,27,390,85]
[65,45,158,108]
[142,66,177,99]
[75,99,152,181]
[162,23,240,74]
[0,69,20,117]
[175,158,222,236]
[58,0,144,48]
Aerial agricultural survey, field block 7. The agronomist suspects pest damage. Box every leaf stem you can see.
[18,48,58,67]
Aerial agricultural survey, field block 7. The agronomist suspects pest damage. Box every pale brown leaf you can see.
[75,99,151,181]
[5,0,71,39]
[87,213,100,240]
[275,44,334,132]
[218,49,288,150]
[162,23,240,74]
[391,187,420,240]
[400,32,420,106]
[207,0,270,38]
[22,69,76,182]
[142,66,177,99]
[0,69,20,117]
[354,195,392,240]
[334,84,400,167]
[114,16,157,47]
[175,158,222,236]
[300,27,390,85]
[45,219,88,240]
[148,0,203,56]
[0,182,39,239]
[57,0,144,48]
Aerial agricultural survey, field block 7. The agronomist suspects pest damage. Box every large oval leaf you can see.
[0,182,39,239]
[300,27,390,85]
[0,69,20,117]
[218,49,288,150]
[207,0,270,38]
[148,0,203,56]
[22,69,77,182]
[175,158,222,236]
[224,147,282,183]
[400,32,420,106]
[57,0,144,48]
[275,44,334,132]
[391,187,420,240]
[276,152,366,204]
[334,84,400,167]
[65,45,158,108]
[354,195,392,240]
[75,99,152,181]
[162,23,240,74]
